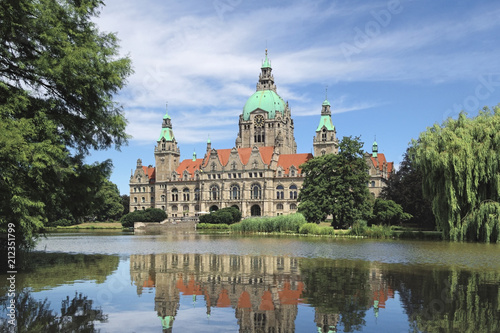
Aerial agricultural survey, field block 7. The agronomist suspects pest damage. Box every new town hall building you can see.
[129,51,393,217]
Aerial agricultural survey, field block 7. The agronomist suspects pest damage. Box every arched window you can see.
[134,187,137,193]
[251,184,262,199]
[210,185,220,200]
[289,185,297,199]
[230,184,240,200]
[183,188,190,201]
[134,197,138,203]
[289,167,296,177]
[290,204,297,210]
[194,188,200,200]
[211,162,216,171]
[183,205,189,216]
[171,188,178,201]
[322,128,327,141]
[277,203,283,210]
[172,205,178,212]
[161,195,165,202]
[276,185,284,199]
[195,205,200,212]
[141,197,145,203]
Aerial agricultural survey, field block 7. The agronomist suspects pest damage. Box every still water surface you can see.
[1,231,499,332]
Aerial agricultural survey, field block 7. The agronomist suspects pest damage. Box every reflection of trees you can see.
[1,291,107,333]
[384,266,500,333]
[300,259,371,332]
[10,252,119,291]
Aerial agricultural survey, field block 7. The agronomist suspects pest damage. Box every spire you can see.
[321,89,331,116]
[158,103,175,142]
[257,49,276,92]
[262,48,271,68]
[372,137,378,158]
[192,150,197,161]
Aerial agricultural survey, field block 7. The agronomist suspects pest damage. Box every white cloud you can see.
[95,0,500,147]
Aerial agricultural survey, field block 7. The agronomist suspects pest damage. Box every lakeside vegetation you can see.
[196,213,442,240]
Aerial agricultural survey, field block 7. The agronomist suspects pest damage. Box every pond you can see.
[1,231,499,332]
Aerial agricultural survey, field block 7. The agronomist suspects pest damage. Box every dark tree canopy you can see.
[0,0,132,248]
[380,149,435,229]
[413,106,500,242]
[299,136,371,226]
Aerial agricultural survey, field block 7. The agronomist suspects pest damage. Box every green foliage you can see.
[381,149,436,229]
[299,136,371,227]
[0,0,132,249]
[298,223,335,235]
[349,220,367,236]
[413,106,500,242]
[370,198,412,226]
[461,201,500,243]
[199,207,242,225]
[120,195,130,217]
[230,213,307,233]
[120,208,167,228]
[197,223,230,230]
[93,179,123,221]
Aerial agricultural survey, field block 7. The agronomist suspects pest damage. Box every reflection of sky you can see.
[12,257,412,333]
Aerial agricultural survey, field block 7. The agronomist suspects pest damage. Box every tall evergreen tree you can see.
[299,136,371,226]
[0,0,132,248]
[413,106,500,242]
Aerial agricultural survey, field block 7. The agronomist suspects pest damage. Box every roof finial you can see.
[325,85,328,100]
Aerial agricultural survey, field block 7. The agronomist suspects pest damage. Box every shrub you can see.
[349,220,367,236]
[230,213,307,233]
[363,225,394,238]
[299,223,320,234]
[199,207,242,225]
[120,208,167,228]
[46,218,74,227]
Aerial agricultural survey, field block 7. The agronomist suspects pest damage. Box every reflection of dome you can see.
[243,90,285,120]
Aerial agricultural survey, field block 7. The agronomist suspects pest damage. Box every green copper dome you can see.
[158,128,174,142]
[243,90,285,120]
[316,115,335,132]
[322,99,331,106]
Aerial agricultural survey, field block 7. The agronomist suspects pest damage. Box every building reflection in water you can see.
[130,253,394,332]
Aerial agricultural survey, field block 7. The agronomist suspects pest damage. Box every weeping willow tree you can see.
[413,105,500,242]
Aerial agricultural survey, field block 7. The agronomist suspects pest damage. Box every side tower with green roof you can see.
[235,50,297,154]
[313,96,338,156]
[154,104,180,182]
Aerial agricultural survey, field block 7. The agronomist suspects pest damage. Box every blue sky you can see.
[88,0,500,194]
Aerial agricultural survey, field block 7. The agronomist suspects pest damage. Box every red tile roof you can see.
[277,153,313,174]
[142,166,155,180]
[178,146,278,175]
[176,159,204,179]
[370,153,394,174]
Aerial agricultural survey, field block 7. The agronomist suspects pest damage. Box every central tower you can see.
[235,50,297,154]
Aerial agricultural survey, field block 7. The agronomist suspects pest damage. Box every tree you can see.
[413,106,500,242]
[380,149,435,229]
[93,179,123,221]
[299,136,371,227]
[0,0,132,249]
[370,198,412,226]
[120,194,130,217]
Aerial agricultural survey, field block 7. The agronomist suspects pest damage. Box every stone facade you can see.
[129,51,393,217]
